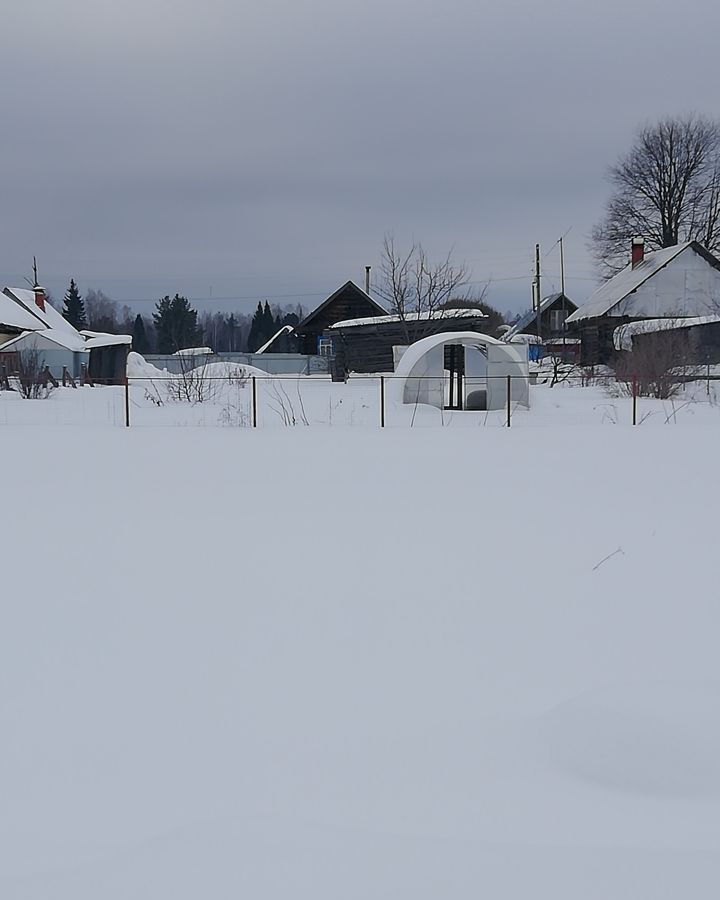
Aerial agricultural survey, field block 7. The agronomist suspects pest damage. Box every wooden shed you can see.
[84,333,132,384]
[327,309,491,374]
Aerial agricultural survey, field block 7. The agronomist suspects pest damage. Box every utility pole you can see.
[534,243,541,340]
[559,236,566,349]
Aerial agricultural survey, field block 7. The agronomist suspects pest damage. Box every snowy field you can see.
[2,368,720,428]
[2,424,720,898]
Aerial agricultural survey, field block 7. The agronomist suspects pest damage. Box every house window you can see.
[549,309,568,332]
[317,336,334,357]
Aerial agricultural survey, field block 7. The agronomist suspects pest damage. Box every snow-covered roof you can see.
[566,243,720,323]
[0,291,130,354]
[3,287,80,335]
[296,281,387,330]
[0,289,47,332]
[503,293,575,341]
[507,333,542,344]
[83,333,132,349]
[172,346,213,356]
[329,308,488,329]
[613,315,720,351]
[0,328,88,353]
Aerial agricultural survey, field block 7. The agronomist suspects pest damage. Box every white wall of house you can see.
[614,249,720,318]
[0,332,87,378]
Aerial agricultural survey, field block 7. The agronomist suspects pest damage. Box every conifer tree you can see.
[62,279,88,330]
[227,313,238,352]
[263,301,275,341]
[152,294,202,354]
[246,302,265,352]
[132,314,150,355]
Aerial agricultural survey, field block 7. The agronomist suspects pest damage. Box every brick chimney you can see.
[33,286,46,312]
[631,237,645,269]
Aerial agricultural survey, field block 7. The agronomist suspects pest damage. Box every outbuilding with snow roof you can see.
[327,306,493,374]
[566,240,720,365]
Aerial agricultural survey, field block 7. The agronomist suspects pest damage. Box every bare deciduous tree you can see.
[375,235,471,342]
[85,289,119,333]
[592,114,720,277]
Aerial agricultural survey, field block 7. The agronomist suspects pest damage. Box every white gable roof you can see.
[0,289,47,331]
[0,328,88,353]
[566,242,720,323]
[3,287,80,334]
[82,332,132,348]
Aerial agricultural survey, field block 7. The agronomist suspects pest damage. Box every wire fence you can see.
[1,370,720,428]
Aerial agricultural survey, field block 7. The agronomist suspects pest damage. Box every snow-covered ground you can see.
[2,364,720,428]
[2,424,720,898]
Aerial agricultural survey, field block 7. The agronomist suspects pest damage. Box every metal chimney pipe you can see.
[365,265,371,294]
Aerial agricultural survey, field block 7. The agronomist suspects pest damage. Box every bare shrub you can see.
[15,349,55,399]
[613,330,701,399]
[165,354,217,404]
[160,354,248,404]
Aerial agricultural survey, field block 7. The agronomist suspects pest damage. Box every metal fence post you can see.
[252,376,257,428]
[632,375,637,426]
[506,375,511,427]
[124,377,130,427]
[380,376,385,427]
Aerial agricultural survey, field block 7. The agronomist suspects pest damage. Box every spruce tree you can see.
[132,314,150,355]
[263,301,275,344]
[152,294,202,354]
[246,302,264,352]
[62,279,88,330]
[227,313,237,352]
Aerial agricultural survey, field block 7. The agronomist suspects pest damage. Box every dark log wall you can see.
[331,317,489,373]
[575,316,634,366]
[89,346,130,384]
[632,321,720,365]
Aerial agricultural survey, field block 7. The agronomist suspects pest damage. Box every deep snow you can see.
[1,425,719,898]
[3,369,720,428]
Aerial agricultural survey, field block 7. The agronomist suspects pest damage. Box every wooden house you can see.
[0,286,131,385]
[294,281,387,356]
[566,240,720,365]
[503,293,579,361]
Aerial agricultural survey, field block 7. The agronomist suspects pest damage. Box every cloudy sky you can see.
[2,0,719,316]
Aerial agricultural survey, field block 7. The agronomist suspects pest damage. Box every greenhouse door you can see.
[444,344,465,410]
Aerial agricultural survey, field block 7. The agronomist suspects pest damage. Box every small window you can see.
[317,336,334,357]
[549,309,568,332]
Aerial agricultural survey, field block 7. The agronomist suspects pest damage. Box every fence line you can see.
[2,370,719,429]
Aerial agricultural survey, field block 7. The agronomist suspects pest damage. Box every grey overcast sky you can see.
[2,0,719,315]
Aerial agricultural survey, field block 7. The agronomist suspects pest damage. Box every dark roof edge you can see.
[296,281,388,330]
